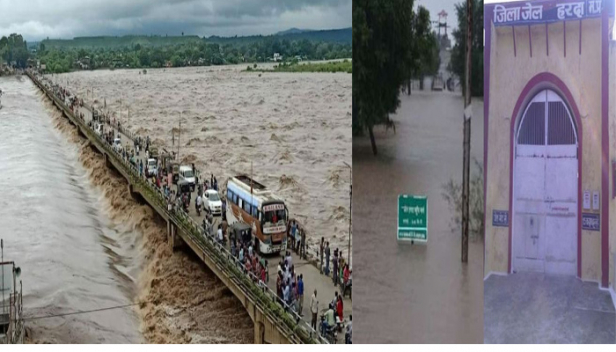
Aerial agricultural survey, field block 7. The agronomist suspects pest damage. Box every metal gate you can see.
[513,89,578,275]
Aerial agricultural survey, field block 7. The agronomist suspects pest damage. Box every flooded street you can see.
[353,90,484,343]
[55,65,352,254]
[0,76,142,343]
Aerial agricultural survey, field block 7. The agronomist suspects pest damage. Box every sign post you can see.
[397,195,428,242]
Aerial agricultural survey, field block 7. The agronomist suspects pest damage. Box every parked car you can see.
[113,138,123,153]
[94,123,103,137]
[146,158,157,177]
[179,165,195,191]
[203,189,222,216]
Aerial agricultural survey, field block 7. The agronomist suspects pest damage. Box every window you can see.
[243,201,251,214]
[252,207,258,217]
[227,189,233,202]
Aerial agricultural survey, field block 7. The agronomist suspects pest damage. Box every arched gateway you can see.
[513,89,578,275]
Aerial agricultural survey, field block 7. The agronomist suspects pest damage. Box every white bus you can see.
[226,175,288,254]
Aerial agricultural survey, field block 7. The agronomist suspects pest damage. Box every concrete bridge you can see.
[26,71,328,344]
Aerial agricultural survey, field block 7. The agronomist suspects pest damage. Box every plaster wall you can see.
[486,19,603,282]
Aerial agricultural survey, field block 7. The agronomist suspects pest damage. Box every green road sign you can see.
[398,194,428,242]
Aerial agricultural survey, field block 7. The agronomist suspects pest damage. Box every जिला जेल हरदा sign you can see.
[398,195,428,242]
[492,0,611,27]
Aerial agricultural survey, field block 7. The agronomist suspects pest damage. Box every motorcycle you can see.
[319,314,337,344]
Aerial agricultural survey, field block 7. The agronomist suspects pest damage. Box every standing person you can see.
[300,228,306,259]
[297,274,304,316]
[333,249,339,286]
[325,242,331,276]
[283,280,290,306]
[295,225,301,253]
[222,198,227,221]
[290,220,297,250]
[285,251,293,269]
[196,193,202,215]
[336,295,344,322]
[310,289,318,330]
[319,237,325,274]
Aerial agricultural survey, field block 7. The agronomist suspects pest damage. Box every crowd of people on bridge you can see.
[319,238,352,299]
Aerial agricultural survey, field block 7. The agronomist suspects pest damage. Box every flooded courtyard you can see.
[353,90,484,343]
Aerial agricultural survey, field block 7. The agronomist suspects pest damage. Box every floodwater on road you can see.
[353,90,484,343]
[54,65,352,256]
[0,76,142,343]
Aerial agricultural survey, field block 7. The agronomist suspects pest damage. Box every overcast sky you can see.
[0,0,351,42]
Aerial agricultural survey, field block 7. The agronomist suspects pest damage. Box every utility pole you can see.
[461,0,472,263]
[178,112,182,161]
[343,161,352,264]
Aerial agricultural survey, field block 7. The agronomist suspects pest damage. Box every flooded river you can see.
[0,76,142,343]
[353,90,484,343]
[0,75,254,343]
[54,65,352,254]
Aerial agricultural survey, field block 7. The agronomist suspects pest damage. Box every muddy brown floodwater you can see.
[353,90,484,343]
[55,65,352,255]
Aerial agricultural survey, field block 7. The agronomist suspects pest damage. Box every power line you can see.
[24,301,149,321]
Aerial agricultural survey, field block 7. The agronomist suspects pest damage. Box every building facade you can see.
[484,0,615,293]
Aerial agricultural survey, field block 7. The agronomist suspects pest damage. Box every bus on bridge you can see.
[226,175,288,255]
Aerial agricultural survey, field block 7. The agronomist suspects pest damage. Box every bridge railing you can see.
[29,71,326,344]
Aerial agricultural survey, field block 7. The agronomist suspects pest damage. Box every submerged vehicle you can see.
[225,175,288,254]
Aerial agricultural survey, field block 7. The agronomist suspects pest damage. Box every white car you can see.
[146,158,157,177]
[179,165,195,191]
[94,123,103,136]
[113,138,123,153]
[203,189,222,216]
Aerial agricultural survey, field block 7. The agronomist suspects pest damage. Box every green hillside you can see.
[40,28,351,50]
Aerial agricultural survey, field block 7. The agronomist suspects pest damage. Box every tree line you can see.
[353,0,441,155]
[0,33,30,68]
[37,36,351,74]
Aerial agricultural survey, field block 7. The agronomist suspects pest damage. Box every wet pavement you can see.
[484,272,616,343]
[353,90,484,343]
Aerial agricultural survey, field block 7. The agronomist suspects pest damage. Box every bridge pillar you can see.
[104,153,112,168]
[167,221,183,250]
[127,184,139,200]
[254,321,265,344]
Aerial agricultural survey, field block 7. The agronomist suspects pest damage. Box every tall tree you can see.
[412,6,440,91]
[449,0,483,97]
[353,0,415,155]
